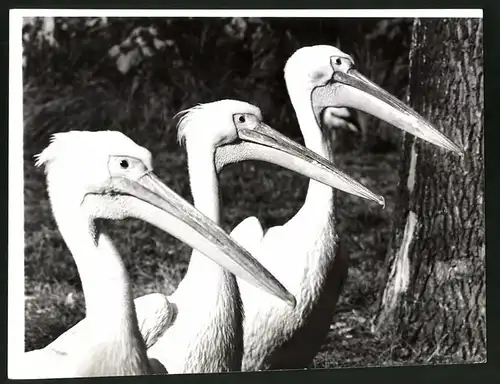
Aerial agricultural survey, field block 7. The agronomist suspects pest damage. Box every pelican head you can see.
[35,130,296,307]
[284,45,462,154]
[322,106,363,135]
[177,100,384,205]
[321,106,365,153]
[36,130,156,220]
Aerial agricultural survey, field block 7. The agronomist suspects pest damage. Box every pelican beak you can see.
[312,68,463,154]
[109,173,296,307]
[237,123,385,206]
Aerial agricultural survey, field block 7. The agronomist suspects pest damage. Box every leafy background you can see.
[22,17,438,368]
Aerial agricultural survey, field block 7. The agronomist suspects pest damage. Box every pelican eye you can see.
[120,159,129,169]
[234,113,259,129]
[335,58,342,65]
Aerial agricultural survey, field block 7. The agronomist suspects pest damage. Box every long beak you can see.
[110,173,296,307]
[311,69,463,154]
[237,123,385,206]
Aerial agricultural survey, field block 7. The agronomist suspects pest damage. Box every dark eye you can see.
[335,58,342,65]
[238,115,246,123]
[120,159,129,169]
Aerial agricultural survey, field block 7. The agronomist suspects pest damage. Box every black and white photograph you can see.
[9,9,485,379]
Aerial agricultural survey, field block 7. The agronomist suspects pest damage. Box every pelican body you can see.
[222,45,462,371]
[16,131,294,379]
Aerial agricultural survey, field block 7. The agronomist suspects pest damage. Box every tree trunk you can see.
[373,18,485,364]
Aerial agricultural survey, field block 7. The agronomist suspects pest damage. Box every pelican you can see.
[226,45,463,371]
[42,103,382,375]
[17,130,294,379]
[134,99,381,374]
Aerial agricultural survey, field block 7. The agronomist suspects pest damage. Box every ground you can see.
[24,138,410,369]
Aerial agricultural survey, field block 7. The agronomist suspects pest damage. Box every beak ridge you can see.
[237,123,385,206]
[327,69,464,155]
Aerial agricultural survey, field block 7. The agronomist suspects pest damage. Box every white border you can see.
[12,9,483,18]
[8,8,483,379]
[9,9,25,380]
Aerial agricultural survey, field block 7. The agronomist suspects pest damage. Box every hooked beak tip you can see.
[358,188,385,207]
[432,137,464,156]
[377,195,386,208]
[440,137,463,155]
[456,146,466,157]
[455,147,465,157]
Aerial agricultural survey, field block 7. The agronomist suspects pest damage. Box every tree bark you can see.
[373,18,485,363]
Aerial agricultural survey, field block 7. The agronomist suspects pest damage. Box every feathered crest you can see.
[34,133,64,169]
[174,103,206,146]
[34,130,117,169]
[174,99,256,146]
